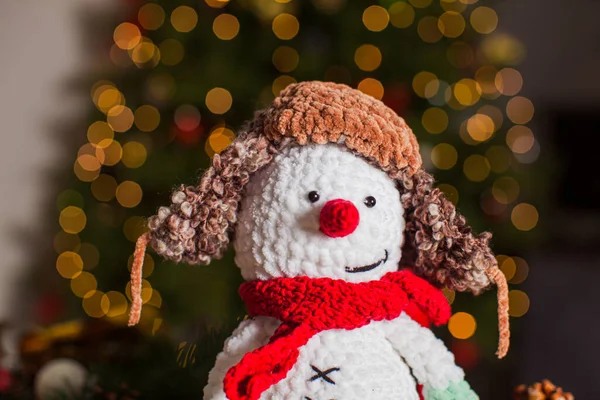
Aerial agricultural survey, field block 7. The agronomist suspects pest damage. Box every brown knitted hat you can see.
[128,81,509,358]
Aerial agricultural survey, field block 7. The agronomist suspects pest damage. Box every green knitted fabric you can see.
[423,380,479,400]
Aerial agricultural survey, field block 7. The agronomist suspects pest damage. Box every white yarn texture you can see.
[204,144,467,399]
[234,144,404,283]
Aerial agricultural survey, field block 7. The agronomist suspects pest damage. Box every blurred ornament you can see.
[451,339,480,370]
[514,380,574,400]
[34,358,87,399]
[35,293,65,325]
[382,84,410,114]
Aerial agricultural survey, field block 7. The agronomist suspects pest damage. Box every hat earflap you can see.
[399,169,510,358]
[128,126,275,326]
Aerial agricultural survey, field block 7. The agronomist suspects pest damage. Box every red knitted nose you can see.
[319,199,360,238]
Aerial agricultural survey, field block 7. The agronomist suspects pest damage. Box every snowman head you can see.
[234,143,404,282]
[143,81,498,294]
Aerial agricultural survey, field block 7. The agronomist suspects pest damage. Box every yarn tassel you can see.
[128,232,150,326]
[486,266,510,358]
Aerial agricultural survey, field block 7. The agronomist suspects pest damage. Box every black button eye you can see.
[364,196,376,208]
[308,191,320,203]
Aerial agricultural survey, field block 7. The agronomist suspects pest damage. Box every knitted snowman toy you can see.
[128,82,509,400]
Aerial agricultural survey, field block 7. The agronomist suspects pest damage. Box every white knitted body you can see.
[203,143,467,399]
[203,313,464,400]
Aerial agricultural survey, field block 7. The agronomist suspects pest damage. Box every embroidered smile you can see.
[345,250,389,273]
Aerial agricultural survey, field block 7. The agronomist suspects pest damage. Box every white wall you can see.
[0,0,116,366]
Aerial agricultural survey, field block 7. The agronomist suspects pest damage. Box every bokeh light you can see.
[132,42,161,69]
[495,68,523,96]
[470,6,498,34]
[418,16,442,43]
[463,155,490,182]
[506,96,535,124]
[499,256,516,281]
[116,181,143,208]
[138,3,165,30]
[447,42,474,68]
[159,39,184,66]
[147,73,176,102]
[412,71,437,98]
[272,46,299,73]
[82,290,107,318]
[122,142,147,169]
[438,183,459,205]
[102,291,128,318]
[272,75,297,96]
[438,11,465,38]
[354,44,382,71]
[93,85,125,114]
[59,206,87,234]
[510,257,530,284]
[134,105,161,132]
[448,312,477,339]
[213,14,240,40]
[174,104,201,131]
[506,125,535,154]
[100,140,123,166]
[107,106,134,132]
[53,231,80,254]
[272,13,299,40]
[74,161,100,182]
[454,79,482,106]
[205,0,229,8]
[508,290,530,317]
[431,143,458,170]
[123,216,148,243]
[477,104,503,130]
[78,242,100,270]
[171,6,198,33]
[56,251,83,279]
[442,288,456,305]
[389,2,415,28]
[466,113,494,142]
[357,78,384,100]
[91,174,117,202]
[113,23,141,50]
[70,272,97,298]
[409,0,432,8]
[492,176,520,204]
[57,190,84,211]
[422,107,448,134]
[87,122,114,148]
[205,127,236,158]
[481,33,526,65]
[475,66,500,98]
[205,88,233,114]
[362,5,389,32]
[511,203,539,231]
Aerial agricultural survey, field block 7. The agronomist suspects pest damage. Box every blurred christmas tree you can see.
[16,0,540,397]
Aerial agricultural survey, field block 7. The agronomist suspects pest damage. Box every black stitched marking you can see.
[309,365,340,384]
[345,250,388,273]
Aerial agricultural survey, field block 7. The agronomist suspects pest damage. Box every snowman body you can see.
[203,144,468,400]
[205,316,426,400]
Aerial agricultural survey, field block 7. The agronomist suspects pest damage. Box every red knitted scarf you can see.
[223,270,451,400]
